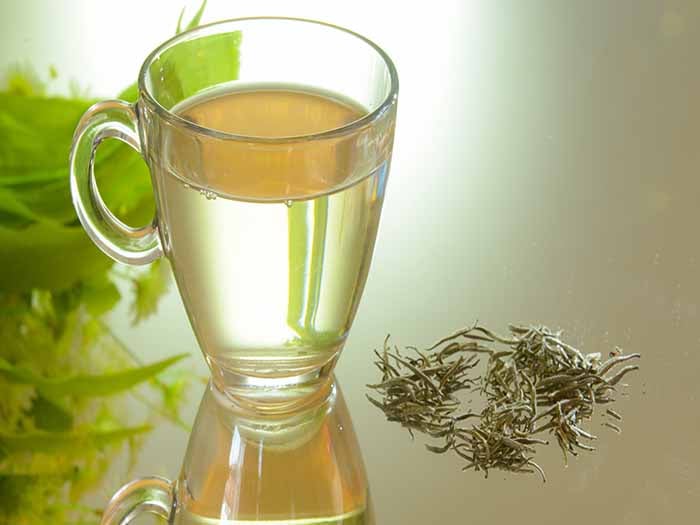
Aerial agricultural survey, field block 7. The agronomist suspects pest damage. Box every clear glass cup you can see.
[70,16,398,404]
[69,16,397,525]
[101,377,373,525]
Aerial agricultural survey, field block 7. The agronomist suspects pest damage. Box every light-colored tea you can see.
[174,510,367,525]
[171,381,371,525]
[152,85,388,385]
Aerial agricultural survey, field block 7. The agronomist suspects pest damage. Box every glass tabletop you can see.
[2,1,698,523]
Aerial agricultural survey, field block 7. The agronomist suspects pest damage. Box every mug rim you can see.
[137,16,399,143]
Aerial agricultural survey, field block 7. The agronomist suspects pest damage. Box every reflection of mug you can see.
[101,378,374,524]
[70,17,398,398]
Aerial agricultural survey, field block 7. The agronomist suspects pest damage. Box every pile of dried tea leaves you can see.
[367,324,640,482]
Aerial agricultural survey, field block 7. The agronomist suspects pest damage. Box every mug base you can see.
[206,352,340,414]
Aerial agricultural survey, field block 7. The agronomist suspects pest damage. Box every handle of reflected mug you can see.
[101,476,174,524]
[70,99,163,265]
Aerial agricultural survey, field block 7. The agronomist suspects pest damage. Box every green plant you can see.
[0,3,208,523]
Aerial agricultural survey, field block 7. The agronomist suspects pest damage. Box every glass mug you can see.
[69,17,397,525]
[102,377,373,525]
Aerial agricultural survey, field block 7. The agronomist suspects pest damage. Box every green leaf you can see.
[0,426,151,456]
[4,63,46,96]
[93,140,155,225]
[0,93,91,173]
[177,0,208,34]
[0,221,112,292]
[117,82,138,103]
[80,274,121,317]
[0,1,216,293]
[0,91,153,235]
[0,166,71,187]
[1,176,75,225]
[176,8,185,35]
[0,142,155,293]
[153,367,192,423]
[130,259,170,324]
[0,4,208,520]
[148,29,241,110]
[185,0,208,32]
[0,475,45,514]
[0,186,50,226]
[0,354,187,399]
[28,396,74,432]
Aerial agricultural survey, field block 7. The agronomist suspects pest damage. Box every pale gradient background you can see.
[2,0,699,523]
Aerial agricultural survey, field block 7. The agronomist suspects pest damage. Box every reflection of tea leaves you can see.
[0,354,187,399]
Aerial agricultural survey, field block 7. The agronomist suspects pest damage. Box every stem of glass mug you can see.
[100,476,174,524]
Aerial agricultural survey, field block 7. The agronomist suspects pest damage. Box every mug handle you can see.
[70,100,163,265]
[100,476,174,524]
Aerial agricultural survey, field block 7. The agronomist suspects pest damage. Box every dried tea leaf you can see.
[368,324,641,481]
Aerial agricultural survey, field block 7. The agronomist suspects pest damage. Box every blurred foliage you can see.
[0,281,187,524]
[0,2,210,523]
